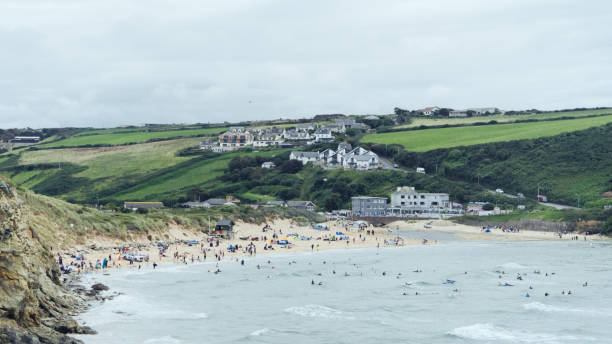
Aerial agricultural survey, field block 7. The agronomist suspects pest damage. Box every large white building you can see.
[389,186,450,215]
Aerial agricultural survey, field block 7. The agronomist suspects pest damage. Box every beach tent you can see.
[312,223,328,230]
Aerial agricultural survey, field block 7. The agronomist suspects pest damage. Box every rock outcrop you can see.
[0,181,89,343]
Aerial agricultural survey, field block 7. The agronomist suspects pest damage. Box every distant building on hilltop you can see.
[419,107,440,116]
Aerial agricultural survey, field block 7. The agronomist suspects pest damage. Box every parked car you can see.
[495,188,504,194]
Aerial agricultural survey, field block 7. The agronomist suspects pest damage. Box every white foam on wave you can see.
[448,323,592,342]
[250,328,271,336]
[143,335,182,343]
[284,304,354,320]
[524,302,610,317]
[523,302,568,313]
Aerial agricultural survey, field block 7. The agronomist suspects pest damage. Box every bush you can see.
[482,203,495,211]
[280,160,303,174]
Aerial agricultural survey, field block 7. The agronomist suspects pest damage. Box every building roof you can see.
[291,151,319,158]
[216,220,234,226]
[315,128,331,134]
[265,200,286,206]
[421,106,440,112]
[296,123,315,128]
[124,202,164,208]
[205,198,228,205]
[287,201,314,207]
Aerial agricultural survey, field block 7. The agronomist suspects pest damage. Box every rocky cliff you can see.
[0,181,90,344]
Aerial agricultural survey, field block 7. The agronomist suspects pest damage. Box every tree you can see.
[482,203,495,211]
[280,160,303,174]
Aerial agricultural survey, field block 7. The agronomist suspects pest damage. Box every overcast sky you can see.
[1,0,611,128]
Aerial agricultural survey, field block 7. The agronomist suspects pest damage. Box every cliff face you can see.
[0,181,87,344]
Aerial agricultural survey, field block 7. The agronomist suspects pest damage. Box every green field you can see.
[37,127,227,148]
[112,149,288,201]
[394,108,612,129]
[363,115,612,151]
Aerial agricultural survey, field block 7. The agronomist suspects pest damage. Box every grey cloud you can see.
[0,0,611,128]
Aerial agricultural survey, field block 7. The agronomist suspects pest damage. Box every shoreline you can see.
[55,219,415,275]
[55,218,610,277]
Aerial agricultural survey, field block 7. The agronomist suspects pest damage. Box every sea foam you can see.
[448,323,590,342]
[284,304,354,319]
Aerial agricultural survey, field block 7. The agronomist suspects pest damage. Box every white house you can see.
[261,161,276,169]
[416,167,426,174]
[253,134,284,147]
[321,124,346,133]
[314,128,333,143]
[419,106,440,116]
[289,151,320,165]
[284,129,312,141]
[347,154,379,170]
[343,147,379,170]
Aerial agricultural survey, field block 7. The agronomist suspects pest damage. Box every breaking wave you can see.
[448,323,591,342]
[284,304,354,319]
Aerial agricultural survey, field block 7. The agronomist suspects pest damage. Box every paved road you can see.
[486,189,579,210]
[537,202,579,210]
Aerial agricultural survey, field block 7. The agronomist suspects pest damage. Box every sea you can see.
[73,238,612,344]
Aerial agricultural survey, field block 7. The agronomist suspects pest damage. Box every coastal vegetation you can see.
[368,123,612,208]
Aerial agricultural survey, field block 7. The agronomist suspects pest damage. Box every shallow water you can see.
[74,241,612,344]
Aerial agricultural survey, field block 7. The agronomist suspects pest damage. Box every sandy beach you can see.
[55,219,415,273]
[393,219,611,242]
[54,218,609,275]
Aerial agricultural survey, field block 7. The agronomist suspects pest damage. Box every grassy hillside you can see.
[4,180,322,248]
[37,126,226,148]
[370,123,612,207]
[395,108,612,129]
[363,115,612,152]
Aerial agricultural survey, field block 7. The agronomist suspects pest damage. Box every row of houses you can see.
[289,142,382,170]
[417,106,502,117]
[351,186,460,217]
[200,118,370,152]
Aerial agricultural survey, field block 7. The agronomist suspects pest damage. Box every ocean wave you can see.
[250,328,271,336]
[143,335,183,343]
[284,304,354,319]
[448,323,591,342]
[524,302,610,316]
